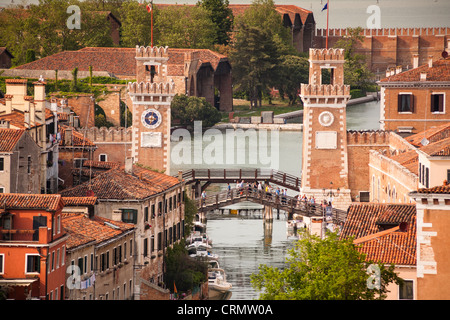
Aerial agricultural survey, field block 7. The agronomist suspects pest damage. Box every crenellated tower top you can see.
[300,48,350,105]
[135,45,170,83]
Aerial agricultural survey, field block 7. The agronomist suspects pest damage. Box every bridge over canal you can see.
[194,187,348,224]
[178,168,302,198]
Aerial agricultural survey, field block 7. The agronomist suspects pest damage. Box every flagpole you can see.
[326,0,329,49]
[151,0,154,48]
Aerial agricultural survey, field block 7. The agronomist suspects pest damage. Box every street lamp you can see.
[322,181,340,202]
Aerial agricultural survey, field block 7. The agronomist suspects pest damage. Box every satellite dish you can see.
[420,137,429,146]
[443,51,449,59]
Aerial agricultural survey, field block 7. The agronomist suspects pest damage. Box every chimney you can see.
[0,120,10,128]
[29,102,36,127]
[413,54,419,68]
[420,72,427,81]
[385,69,391,78]
[428,55,433,68]
[64,128,72,146]
[178,170,183,182]
[390,67,395,76]
[33,81,46,115]
[112,209,122,222]
[125,157,133,174]
[24,111,30,128]
[396,66,402,74]
[4,95,12,114]
[51,99,58,112]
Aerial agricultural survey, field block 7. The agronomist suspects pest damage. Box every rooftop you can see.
[379,57,450,83]
[0,193,63,212]
[340,203,416,266]
[15,47,229,78]
[62,213,134,250]
[0,128,25,152]
[60,164,181,200]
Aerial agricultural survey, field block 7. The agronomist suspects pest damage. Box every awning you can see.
[0,278,38,287]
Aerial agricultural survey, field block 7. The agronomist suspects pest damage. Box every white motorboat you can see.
[188,244,219,260]
[208,268,232,300]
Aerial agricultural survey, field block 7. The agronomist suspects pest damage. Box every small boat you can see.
[208,268,232,300]
[188,244,219,260]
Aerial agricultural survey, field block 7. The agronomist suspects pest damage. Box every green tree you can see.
[251,230,403,300]
[155,5,217,49]
[164,241,207,293]
[70,67,79,92]
[171,94,221,128]
[197,0,233,45]
[334,27,374,93]
[275,55,309,105]
[120,0,152,47]
[230,23,279,108]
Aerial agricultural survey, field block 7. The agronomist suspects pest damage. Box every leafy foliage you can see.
[197,0,234,45]
[171,94,222,128]
[333,27,375,92]
[164,241,207,293]
[251,230,403,300]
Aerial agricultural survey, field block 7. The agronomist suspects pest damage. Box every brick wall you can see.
[313,27,449,77]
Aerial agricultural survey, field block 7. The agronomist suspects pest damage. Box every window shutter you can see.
[397,95,402,112]
[410,95,415,113]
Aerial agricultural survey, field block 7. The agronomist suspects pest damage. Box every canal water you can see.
[171,100,380,300]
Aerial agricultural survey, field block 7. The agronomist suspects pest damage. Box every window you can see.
[359,191,370,202]
[425,167,429,188]
[0,254,4,274]
[121,209,137,224]
[398,94,414,113]
[27,156,31,174]
[399,280,414,300]
[26,254,40,273]
[99,154,107,162]
[447,169,450,183]
[143,238,148,257]
[78,257,83,274]
[151,204,155,218]
[431,93,444,113]
[0,157,4,171]
[144,206,149,222]
[0,187,4,194]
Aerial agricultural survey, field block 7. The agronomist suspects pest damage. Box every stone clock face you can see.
[141,109,162,129]
[318,111,334,127]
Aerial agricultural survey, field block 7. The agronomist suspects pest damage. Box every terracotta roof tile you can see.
[60,164,181,200]
[0,128,25,152]
[418,136,450,156]
[340,203,416,265]
[58,125,96,147]
[62,213,134,250]
[407,122,450,147]
[0,193,63,211]
[415,184,450,194]
[16,47,228,77]
[379,57,450,83]
[62,197,97,206]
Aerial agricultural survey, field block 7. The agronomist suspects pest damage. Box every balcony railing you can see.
[0,227,49,243]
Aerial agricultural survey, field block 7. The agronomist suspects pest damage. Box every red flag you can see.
[146,3,152,13]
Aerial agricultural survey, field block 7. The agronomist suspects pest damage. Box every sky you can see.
[0,0,449,29]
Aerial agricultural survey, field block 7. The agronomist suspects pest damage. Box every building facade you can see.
[0,79,59,193]
[0,128,41,194]
[62,210,135,300]
[378,56,450,135]
[59,160,185,299]
[0,193,67,300]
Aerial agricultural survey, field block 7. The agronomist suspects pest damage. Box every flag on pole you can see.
[146,3,152,13]
[321,3,327,11]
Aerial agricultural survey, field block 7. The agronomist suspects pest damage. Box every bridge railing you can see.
[194,187,347,223]
[179,168,301,190]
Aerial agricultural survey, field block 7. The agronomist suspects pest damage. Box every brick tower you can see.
[299,48,352,209]
[127,46,175,174]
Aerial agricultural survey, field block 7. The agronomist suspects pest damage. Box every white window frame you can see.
[99,154,108,162]
[398,92,413,114]
[0,253,4,274]
[25,254,41,274]
[431,92,445,114]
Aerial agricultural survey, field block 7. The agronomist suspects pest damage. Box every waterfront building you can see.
[59,159,185,299]
[0,79,59,193]
[0,193,67,300]
[0,128,41,194]
[378,55,450,135]
[62,207,136,300]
